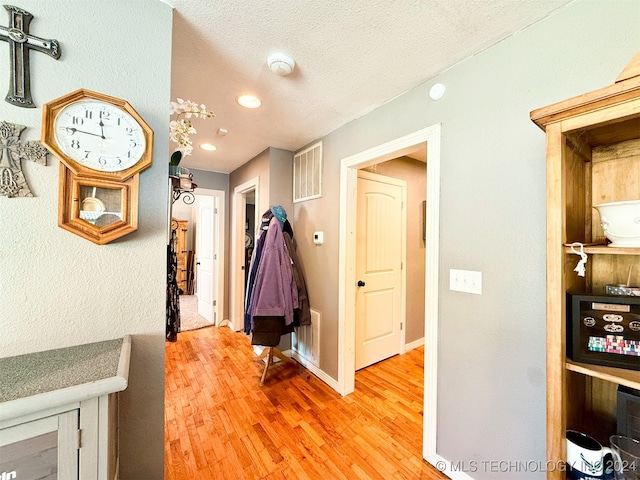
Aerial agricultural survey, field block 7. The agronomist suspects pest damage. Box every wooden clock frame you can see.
[41,89,153,245]
[41,89,154,181]
[57,164,140,245]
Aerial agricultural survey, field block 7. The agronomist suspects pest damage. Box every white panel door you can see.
[196,195,216,324]
[355,171,404,370]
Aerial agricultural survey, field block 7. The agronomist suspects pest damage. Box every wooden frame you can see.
[41,88,153,181]
[530,51,640,480]
[58,164,139,245]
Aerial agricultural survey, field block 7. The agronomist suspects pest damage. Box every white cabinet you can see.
[0,409,78,479]
[0,336,130,480]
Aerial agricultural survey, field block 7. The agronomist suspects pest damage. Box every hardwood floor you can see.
[165,325,447,480]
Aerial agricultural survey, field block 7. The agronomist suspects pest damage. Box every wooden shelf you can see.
[566,360,640,391]
[534,51,640,480]
[564,244,640,255]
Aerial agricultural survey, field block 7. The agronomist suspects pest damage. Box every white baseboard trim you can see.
[288,340,425,397]
[289,350,341,394]
[405,336,425,351]
[425,454,476,480]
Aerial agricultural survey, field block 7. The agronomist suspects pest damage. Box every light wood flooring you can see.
[164,325,447,480]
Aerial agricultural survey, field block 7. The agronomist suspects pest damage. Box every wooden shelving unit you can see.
[566,361,640,391]
[531,51,640,479]
[172,218,189,294]
[564,244,639,256]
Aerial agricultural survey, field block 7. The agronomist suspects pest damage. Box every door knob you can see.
[357,280,365,287]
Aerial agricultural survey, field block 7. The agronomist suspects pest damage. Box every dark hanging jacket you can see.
[283,231,311,326]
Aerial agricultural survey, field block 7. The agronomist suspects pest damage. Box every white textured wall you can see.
[0,2,172,478]
[293,0,640,478]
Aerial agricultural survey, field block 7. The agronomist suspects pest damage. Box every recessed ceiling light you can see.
[200,143,217,151]
[236,95,261,109]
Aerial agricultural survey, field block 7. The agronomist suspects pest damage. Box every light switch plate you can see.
[450,269,482,295]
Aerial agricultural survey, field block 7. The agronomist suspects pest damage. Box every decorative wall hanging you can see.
[0,4,61,108]
[41,89,153,245]
[0,120,48,197]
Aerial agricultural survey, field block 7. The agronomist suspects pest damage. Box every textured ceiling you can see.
[168,0,572,173]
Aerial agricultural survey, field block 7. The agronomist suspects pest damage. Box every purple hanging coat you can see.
[248,216,298,327]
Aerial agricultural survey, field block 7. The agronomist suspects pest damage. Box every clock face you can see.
[53,100,146,172]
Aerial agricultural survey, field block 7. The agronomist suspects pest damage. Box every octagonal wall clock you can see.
[41,89,154,245]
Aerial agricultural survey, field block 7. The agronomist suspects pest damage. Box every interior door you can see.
[355,170,404,370]
[196,195,216,324]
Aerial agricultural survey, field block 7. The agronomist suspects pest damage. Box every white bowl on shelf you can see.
[593,200,640,247]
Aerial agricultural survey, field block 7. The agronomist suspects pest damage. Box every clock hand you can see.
[65,127,103,138]
[98,120,106,139]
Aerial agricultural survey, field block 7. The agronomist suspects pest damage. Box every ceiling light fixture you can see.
[267,53,295,76]
[236,95,261,109]
[200,143,217,151]
[429,83,446,101]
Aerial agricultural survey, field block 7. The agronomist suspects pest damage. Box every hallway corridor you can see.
[164,326,445,479]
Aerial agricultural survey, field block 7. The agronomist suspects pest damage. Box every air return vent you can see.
[293,141,322,203]
[293,309,320,367]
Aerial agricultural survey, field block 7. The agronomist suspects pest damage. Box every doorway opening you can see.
[338,124,441,461]
[230,177,260,332]
[194,189,225,326]
[172,188,225,327]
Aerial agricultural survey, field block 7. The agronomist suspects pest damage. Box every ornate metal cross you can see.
[0,4,61,108]
[0,120,48,197]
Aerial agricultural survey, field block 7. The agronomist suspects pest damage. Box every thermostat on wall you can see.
[313,231,324,245]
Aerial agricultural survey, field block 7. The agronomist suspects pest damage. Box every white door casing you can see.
[338,124,441,465]
[355,171,406,370]
[196,195,216,324]
[230,177,259,332]
[193,188,225,327]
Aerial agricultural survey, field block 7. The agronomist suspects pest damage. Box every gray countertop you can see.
[0,336,130,422]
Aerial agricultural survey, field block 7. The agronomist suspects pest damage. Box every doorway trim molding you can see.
[230,176,259,331]
[193,188,225,326]
[337,123,441,460]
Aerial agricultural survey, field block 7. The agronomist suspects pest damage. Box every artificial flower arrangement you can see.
[169,98,214,166]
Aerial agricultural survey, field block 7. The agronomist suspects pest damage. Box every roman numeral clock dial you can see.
[41,89,154,245]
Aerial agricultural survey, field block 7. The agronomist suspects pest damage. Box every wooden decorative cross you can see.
[0,120,48,197]
[0,4,61,108]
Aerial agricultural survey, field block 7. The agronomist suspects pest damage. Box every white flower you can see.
[169,99,214,157]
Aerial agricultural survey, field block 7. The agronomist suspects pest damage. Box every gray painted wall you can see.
[268,147,294,217]
[191,168,230,194]
[1,2,172,478]
[292,0,640,477]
